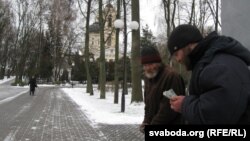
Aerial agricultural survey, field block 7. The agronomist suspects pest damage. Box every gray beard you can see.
[145,71,158,79]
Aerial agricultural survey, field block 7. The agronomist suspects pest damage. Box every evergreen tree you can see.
[140,25,156,48]
[39,33,53,81]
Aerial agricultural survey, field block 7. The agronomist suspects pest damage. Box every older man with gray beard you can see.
[139,45,186,133]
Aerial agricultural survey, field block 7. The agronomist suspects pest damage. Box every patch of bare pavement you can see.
[0,87,144,141]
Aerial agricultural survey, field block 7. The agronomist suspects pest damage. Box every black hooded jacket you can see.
[182,32,250,124]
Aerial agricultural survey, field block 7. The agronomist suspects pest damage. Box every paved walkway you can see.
[0,87,144,141]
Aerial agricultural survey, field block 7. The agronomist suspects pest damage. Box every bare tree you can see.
[162,0,171,37]
[161,0,178,64]
[131,0,143,102]
[99,0,106,99]
[207,0,221,32]
[171,0,177,29]
[12,0,42,83]
[46,0,76,82]
[84,0,94,95]
[114,0,121,104]
[0,0,14,79]
[12,0,28,83]
[189,0,196,25]
[215,0,219,32]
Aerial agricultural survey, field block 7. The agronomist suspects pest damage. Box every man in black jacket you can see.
[28,76,38,96]
[167,24,250,124]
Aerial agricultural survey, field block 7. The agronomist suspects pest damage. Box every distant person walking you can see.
[28,76,37,96]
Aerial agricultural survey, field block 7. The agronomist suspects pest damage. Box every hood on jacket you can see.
[199,32,250,66]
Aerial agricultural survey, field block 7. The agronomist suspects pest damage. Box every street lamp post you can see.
[71,62,75,88]
[114,19,139,112]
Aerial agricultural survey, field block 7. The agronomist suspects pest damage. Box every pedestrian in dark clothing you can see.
[28,76,37,96]
[139,45,186,133]
[168,24,250,124]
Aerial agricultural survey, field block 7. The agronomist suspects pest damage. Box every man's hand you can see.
[170,96,185,113]
[139,123,148,133]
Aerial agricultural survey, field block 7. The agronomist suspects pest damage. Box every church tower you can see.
[89,4,117,61]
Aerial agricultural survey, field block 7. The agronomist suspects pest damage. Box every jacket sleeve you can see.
[182,64,248,124]
[151,73,186,124]
[170,73,186,96]
[151,97,180,124]
[142,79,150,124]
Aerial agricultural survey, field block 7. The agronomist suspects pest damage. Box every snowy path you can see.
[0,87,144,141]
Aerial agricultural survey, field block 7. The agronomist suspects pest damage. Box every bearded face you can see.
[173,45,193,71]
[143,63,161,79]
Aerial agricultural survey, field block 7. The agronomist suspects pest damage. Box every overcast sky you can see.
[140,0,161,35]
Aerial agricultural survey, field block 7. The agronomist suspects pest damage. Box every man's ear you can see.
[189,43,198,50]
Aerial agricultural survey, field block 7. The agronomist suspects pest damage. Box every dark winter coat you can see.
[29,78,37,92]
[143,64,186,125]
[182,32,250,124]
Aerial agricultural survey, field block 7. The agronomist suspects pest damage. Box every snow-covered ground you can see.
[0,76,15,84]
[62,87,144,125]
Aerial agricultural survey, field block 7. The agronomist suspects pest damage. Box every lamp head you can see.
[114,19,124,29]
[129,21,139,30]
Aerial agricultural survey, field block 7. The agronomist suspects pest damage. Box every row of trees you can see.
[0,0,221,105]
[158,0,220,63]
[0,0,78,84]
[66,53,132,84]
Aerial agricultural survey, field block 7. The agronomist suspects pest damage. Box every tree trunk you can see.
[84,0,94,95]
[114,0,121,104]
[189,0,196,25]
[162,0,172,65]
[131,0,143,102]
[99,0,106,99]
[215,0,219,32]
